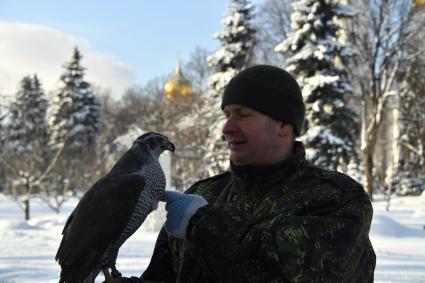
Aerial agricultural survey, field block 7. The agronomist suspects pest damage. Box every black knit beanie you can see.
[221,65,305,136]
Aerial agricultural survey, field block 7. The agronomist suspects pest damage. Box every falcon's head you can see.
[133,132,175,157]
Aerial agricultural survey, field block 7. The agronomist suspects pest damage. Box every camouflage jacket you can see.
[142,142,376,283]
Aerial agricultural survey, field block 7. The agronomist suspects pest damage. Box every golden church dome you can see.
[164,60,192,100]
[413,0,425,9]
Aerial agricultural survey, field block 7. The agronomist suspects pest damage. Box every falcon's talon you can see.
[111,267,122,278]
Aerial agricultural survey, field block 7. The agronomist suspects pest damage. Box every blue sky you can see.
[0,0,263,98]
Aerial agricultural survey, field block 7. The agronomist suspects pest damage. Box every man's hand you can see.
[160,191,208,239]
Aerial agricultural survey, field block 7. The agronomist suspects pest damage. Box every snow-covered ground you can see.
[0,192,424,283]
[371,194,425,282]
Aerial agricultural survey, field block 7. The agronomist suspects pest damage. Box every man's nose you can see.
[222,117,238,135]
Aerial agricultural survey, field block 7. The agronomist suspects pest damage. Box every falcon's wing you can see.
[56,172,146,282]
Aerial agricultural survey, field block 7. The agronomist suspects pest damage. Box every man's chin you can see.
[230,154,249,165]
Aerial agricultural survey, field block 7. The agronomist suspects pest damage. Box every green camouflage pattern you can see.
[142,142,376,282]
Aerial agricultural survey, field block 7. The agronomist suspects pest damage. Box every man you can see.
[121,65,376,282]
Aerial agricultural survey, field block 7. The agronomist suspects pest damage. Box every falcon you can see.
[56,132,175,283]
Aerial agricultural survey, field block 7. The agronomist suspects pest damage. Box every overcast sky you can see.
[0,0,263,100]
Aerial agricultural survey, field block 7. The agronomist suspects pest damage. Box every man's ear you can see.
[278,123,293,138]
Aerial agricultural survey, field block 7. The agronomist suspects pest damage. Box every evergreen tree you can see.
[204,0,256,175]
[47,48,102,194]
[276,0,358,171]
[5,75,49,155]
[48,47,102,152]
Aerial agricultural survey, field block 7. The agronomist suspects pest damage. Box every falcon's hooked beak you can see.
[163,140,175,153]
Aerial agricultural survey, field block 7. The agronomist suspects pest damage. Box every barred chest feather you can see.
[103,160,166,262]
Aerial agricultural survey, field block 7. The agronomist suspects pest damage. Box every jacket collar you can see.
[229,141,306,186]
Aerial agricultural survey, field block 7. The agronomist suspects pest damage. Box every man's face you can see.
[222,104,283,165]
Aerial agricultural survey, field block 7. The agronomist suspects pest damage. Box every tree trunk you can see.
[362,146,374,201]
[24,183,31,221]
[24,198,30,221]
[360,99,375,200]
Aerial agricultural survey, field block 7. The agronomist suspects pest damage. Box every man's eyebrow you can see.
[224,106,248,115]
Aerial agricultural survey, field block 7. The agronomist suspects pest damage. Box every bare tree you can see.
[389,5,425,196]
[254,0,292,65]
[1,143,64,219]
[184,46,213,93]
[347,0,424,199]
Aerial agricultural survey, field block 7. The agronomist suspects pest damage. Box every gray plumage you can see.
[55,132,175,283]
